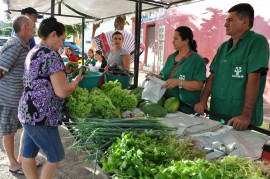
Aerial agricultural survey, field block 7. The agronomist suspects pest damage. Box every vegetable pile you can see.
[68,118,177,162]
[66,81,137,119]
[65,87,92,118]
[106,63,133,76]
[100,131,267,179]
[155,156,265,179]
[101,131,205,178]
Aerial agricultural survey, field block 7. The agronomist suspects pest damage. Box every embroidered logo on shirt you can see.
[232,67,244,78]
[179,75,185,80]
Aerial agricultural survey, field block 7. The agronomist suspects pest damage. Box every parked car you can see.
[62,41,87,59]
[0,37,9,50]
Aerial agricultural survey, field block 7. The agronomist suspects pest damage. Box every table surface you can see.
[162,111,269,160]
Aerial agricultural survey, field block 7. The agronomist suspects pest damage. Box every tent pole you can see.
[132,0,142,88]
[58,1,61,15]
[82,17,85,65]
[51,0,55,17]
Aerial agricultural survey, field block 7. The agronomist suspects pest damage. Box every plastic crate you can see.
[68,71,103,89]
[104,73,133,89]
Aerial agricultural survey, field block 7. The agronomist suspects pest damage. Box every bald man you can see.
[0,15,34,175]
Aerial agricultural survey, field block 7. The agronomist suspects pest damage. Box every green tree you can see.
[65,24,82,41]
[114,15,129,30]
[0,21,12,36]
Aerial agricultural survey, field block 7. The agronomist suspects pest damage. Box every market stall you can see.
[53,73,269,178]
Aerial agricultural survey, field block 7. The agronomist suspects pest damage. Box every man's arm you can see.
[0,68,4,79]
[228,72,260,130]
[194,73,214,114]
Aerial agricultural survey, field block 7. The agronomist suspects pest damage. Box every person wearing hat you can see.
[21,7,43,49]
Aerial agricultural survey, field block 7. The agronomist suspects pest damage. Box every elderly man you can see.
[0,15,34,175]
[195,3,269,131]
[15,7,43,168]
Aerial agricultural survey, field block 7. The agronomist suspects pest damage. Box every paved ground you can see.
[0,126,107,179]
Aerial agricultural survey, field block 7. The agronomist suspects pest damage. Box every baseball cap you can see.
[21,7,43,19]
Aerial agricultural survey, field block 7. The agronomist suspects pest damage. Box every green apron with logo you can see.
[160,51,206,114]
[210,30,269,126]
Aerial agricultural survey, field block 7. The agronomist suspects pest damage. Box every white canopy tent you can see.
[3,0,195,87]
[3,0,195,24]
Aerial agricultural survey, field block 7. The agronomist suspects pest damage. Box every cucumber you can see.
[68,62,79,69]
[142,103,167,117]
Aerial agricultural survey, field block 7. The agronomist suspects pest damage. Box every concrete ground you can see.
[0,126,107,179]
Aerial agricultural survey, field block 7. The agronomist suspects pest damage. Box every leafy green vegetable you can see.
[88,88,120,119]
[66,87,92,118]
[68,62,79,69]
[155,156,265,179]
[100,80,122,94]
[101,131,204,178]
[107,86,137,111]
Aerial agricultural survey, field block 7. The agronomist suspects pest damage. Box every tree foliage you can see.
[65,24,82,39]
[0,21,12,36]
[114,15,129,30]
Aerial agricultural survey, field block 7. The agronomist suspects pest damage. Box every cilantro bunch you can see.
[101,131,204,178]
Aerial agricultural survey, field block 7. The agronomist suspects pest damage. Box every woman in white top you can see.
[106,31,131,70]
[94,50,107,72]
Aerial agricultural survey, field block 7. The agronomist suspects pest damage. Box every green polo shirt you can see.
[160,50,206,114]
[85,57,96,66]
[210,30,269,126]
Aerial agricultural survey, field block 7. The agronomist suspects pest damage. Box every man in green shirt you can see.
[195,3,269,131]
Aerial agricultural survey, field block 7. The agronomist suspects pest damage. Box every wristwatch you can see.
[179,80,183,89]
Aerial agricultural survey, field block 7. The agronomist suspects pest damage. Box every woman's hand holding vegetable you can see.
[65,62,75,74]
[73,68,84,85]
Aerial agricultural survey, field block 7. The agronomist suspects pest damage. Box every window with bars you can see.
[158,25,165,66]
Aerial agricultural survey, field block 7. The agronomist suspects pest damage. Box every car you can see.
[0,37,9,50]
[62,41,87,59]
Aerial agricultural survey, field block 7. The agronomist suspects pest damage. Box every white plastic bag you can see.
[141,76,166,103]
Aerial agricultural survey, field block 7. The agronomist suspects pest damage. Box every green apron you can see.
[210,30,269,126]
[160,50,206,114]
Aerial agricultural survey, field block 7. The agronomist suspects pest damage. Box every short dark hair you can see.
[175,26,198,53]
[228,3,254,28]
[38,17,65,40]
[13,15,31,33]
[21,7,43,19]
[112,31,123,39]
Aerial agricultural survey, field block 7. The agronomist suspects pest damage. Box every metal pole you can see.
[51,0,55,17]
[58,1,61,15]
[132,0,142,88]
[82,17,85,65]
